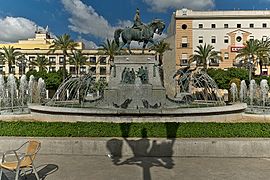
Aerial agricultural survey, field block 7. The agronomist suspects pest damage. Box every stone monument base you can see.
[102,55,166,109]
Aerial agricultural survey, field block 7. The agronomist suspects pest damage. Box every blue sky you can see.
[1,0,270,48]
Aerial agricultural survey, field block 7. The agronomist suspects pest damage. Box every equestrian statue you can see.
[114,8,165,54]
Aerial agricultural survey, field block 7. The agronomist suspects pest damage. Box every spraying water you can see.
[6,74,17,110]
[19,75,28,106]
[28,75,35,103]
[260,79,269,106]
[230,83,238,103]
[239,80,247,102]
[249,79,257,106]
[37,78,46,103]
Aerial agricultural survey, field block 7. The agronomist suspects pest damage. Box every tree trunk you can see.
[259,60,263,76]
[76,66,79,77]
[63,51,67,81]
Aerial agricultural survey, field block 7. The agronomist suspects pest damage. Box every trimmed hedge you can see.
[1,121,270,138]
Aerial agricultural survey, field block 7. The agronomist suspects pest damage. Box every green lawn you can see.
[1,121,270,138]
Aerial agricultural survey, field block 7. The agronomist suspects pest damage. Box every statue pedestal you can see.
[102,55,166,109]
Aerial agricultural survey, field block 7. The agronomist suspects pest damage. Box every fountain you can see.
[28,13,246,122]
[0,75,46,114]
[260,79,269,107]
[239,80,247,103]
[230,83,238,103]
[249,79,257,106]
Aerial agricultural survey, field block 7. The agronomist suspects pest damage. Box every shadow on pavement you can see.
[0,164,58,180]
[106,123,179,180]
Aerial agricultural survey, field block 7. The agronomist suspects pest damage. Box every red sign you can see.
[231,46,244,52]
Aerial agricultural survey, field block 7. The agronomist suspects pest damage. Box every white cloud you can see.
[61,0,113,39]
[77,36,98,49]
[61,0,134,40]
[0,17,38,43]
[143,0,215,12]
[61,0,167,49]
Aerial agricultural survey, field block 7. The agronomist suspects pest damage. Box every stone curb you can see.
[1,137,270,158]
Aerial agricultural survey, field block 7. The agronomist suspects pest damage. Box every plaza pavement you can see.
[1,137,270,180]
[2,155,270,180]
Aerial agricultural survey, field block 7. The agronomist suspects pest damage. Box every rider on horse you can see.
[132,8,145,39]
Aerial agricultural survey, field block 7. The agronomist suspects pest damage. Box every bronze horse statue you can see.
[114,19,165,54]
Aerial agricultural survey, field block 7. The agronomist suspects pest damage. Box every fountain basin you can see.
[28,103,247,122]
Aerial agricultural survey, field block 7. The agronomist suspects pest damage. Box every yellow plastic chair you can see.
[0,140,41,180]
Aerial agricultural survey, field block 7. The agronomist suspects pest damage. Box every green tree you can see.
[99,39,120,67]
[149,40,172,86]
[49,34,79,80]
[256,38,270,75]
[30,55,50,72]
[94,79,108,96]
[69,50,88,77]
[0,46,24,74]
[190,44,222,71]
[149,40,172,66]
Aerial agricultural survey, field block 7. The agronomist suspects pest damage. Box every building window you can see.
[0,66,5,74]
[89,67,96,73]
[198,24,203,28]
[181,36,188,48]
[224,52,229,60]
[198,36,203,43]
[263,23,267,28]
[29,56,35,61]
[99,57,106,65]
[49,67,56,72]
[49,57,56,64]
[224,24,229,28]
[89,57,96,64]
[69,67,76,74]
[249,36,254,40]
[224,36,229,43]
[100,67,107,75]
[80,67,86,74]
[211,24,216,28]
[180,54,188,66]
[59,57,64,65]
[237,24,241,28]
[250,23,254,28]
[182,24,187,30]
[211,36,216,43]
[10,66,15,74]
[236,36,242,42]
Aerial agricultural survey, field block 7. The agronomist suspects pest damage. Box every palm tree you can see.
[149,40,172,66]
[99,39,120,67]
[30,55,50,72]
[0,46,23,74]
[69,50,88,77]
[190,44,222,71]
[16,55,27,75]
[49,34,79,80]
[236,39,260,65]
[256,38,270,75]
[149,40,172,86]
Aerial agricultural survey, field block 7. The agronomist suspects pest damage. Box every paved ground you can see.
[2,155,270,180]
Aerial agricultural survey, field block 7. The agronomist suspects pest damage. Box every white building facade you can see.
[167,8,270,75]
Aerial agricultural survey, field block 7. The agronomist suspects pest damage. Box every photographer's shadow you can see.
[107,123,179,180]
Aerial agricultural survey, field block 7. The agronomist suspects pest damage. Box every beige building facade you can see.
[0,30,110,82]
[167,8,270,75]
[164,8,270,97]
